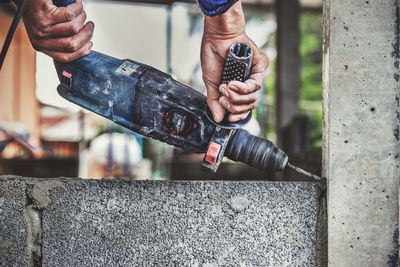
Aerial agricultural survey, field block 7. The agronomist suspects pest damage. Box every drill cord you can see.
[287,162,322,181]
[0,0,27,70]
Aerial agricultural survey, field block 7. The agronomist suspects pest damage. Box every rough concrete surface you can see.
[0,177,322,266]
[42,180,318,266]
[323,0,400,266]
[0,179,29,266]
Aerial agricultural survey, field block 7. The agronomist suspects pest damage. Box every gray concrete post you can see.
[323,0,400,265]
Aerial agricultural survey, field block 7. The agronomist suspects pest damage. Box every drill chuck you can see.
[225,129,288,171]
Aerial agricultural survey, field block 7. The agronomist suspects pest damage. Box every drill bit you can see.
[287,162,322,181]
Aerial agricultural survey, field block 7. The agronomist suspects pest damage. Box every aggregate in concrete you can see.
[42,180,317,266]
[0,179,29,266]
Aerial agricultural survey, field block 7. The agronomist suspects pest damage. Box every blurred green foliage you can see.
[300,12,323,101]
[262,12,322,147]
[300,12,323,147]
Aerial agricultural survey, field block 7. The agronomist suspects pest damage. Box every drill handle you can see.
[221,43,252,85]
[205,43,253,129]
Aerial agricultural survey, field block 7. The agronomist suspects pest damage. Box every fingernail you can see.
[230,116,239,122]
[229,84,239,91]
[220,98,230,109]
[222,88,229,98]
[211,109,223,123]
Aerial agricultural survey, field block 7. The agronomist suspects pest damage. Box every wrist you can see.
[203,1,245,39]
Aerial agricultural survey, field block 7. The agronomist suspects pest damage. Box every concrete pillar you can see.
[323,0,400,265]
[275,0,301,151]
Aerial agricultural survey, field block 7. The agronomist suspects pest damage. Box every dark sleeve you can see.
[198,0,239,16]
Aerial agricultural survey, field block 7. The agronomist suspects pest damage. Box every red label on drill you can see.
[205,142,221,164]
[62,70,72,79]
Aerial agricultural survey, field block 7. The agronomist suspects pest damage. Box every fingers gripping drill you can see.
[53,0,320,180]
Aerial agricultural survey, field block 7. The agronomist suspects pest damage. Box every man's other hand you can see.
[19,0,94,62]
[201,1,269,123]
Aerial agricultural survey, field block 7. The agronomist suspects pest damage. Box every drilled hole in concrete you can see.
[370,107,376,113]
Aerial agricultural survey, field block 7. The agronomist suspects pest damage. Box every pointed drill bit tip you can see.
[287,162,322,181]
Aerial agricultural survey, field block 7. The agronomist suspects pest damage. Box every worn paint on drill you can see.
[54,51,308,176]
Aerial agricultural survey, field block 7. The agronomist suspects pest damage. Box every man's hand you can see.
[17,0,94,62]
[201,1,269,123]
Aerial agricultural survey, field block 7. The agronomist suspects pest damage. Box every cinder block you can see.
[0,177,324,266]
[42,180,319,266]
[0,178,29,266]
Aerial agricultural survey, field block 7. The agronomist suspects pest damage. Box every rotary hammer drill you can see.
[1,0,320,179]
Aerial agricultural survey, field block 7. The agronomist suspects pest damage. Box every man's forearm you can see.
[203,0,245,39]
[200,0,269,123]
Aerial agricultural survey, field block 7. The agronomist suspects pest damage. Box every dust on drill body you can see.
[54,49,288,173]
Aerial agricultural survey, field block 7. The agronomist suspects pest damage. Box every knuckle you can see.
[246,95,253,103]
[37,30,48,39]
[229,93,238,103]
[230,106,239,113]
[37,20,47,30]
[59,54,71,63]
[59,56,68,63]
[65,8,75,21]
[70,23,80,35]
[35,25,48,38]
[32,31,44,39]
[66,40,79,52]
[241,88,250,94]
[253,82,261,92]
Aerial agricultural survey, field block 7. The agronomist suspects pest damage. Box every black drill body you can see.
[54,49,288,173]
[56,51,214,153]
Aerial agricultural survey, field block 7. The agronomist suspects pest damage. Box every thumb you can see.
[207,99,226,123]
[204,78,226,123]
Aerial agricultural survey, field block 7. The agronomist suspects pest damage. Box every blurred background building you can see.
[0,0,322,180]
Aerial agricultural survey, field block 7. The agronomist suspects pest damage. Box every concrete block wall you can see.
[0,176,326,266]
